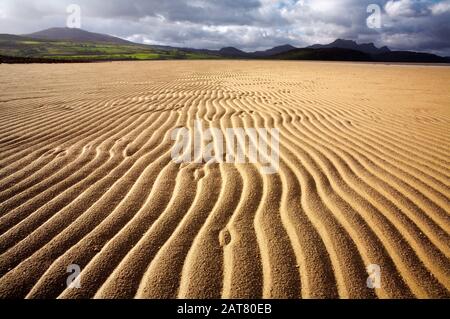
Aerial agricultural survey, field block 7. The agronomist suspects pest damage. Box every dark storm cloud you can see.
[0,0,449,55]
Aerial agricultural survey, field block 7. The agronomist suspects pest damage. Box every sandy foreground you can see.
[0,61,449,299]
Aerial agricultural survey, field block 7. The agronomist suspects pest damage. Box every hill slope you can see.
[251,44,297,57]
[0,33,217,62]
[25,27,132,45]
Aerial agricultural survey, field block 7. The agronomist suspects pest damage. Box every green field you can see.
[0,36,219,61]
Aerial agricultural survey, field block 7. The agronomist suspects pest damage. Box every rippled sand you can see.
[0,61,449,299]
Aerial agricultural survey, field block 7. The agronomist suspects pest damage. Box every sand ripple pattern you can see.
[0,61,449,299]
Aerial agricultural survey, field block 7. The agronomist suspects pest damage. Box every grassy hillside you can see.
[0,35,218,61]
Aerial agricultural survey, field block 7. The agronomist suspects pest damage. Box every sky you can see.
[0,0,449,56]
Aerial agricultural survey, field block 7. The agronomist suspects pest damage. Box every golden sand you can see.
[0,61,449,298]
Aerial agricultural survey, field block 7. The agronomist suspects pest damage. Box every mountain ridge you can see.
[1,27,449,63]
[308,39,391,55]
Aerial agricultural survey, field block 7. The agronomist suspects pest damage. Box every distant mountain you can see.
[218,47,251,58]
[156,44,297,58]
[308,39,390,55]
[25,27,132,45]
[144,41,450,63]
[2,27,449,63]
[251,44,297,57]
[274,48,373,61]
[273,47,450,63]
[209,44,298,58]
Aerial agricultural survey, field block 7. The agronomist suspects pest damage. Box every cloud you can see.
[385,0,423,17]
[430,0,450,15]
[0,0,449,56]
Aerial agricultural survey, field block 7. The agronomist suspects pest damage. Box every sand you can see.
[0,61,449,299]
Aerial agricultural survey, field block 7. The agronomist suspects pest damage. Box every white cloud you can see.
[385,0,417,17]
[309,0,341,14]
[430,0,450,15]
